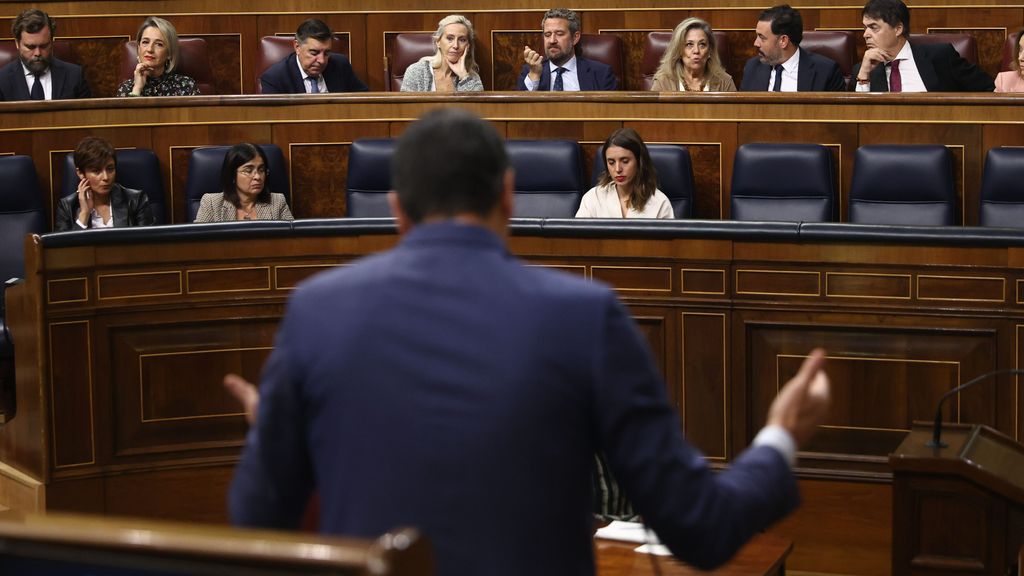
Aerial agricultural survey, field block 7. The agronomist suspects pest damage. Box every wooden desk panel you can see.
[5,222,1024,574]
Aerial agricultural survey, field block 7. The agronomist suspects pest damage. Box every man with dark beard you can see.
[0,9,91,101]
[516,8,617,91]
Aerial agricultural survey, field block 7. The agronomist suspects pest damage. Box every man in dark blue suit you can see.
[516,8,617,91]
[740,5,846,92]
[0,9,90,101]
[259,19,368,94]
[850,0,992,91]
[228,108,830,575]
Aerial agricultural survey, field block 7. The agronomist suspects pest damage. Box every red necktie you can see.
[889,60,902,93]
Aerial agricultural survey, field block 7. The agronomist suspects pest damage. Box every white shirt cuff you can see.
[524,76,539,91]
[75,219,88,229]
[751,424,797,468]
[855,82,870,92]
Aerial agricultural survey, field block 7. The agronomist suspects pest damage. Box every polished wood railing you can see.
[5,218,1024,574]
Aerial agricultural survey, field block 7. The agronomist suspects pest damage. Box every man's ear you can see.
[571,31,581,47]
[388,191,412,235]
[293,39,302,55]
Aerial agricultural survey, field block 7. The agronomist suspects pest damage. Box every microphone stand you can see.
[927,368,1024,448]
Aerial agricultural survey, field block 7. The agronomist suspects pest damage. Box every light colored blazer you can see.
[400,57,483,92]
[194,192,293,222]
[995,70,1024,92]
[650,70,737,92]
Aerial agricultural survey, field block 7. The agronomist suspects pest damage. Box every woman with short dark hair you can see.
[193,143,293,222]
[55,136,155,231]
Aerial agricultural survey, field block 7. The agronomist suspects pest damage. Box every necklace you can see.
[238,204,256,220]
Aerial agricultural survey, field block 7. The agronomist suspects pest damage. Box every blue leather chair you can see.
[730,143,835,222]
[185,145,290,222]
[979,148,1024,228]
[346,139,396,217]
[0,156,45,353]
[590,144,694,218]
[506,140,584,218]
[61,148,167,224]
[849,145,955,226]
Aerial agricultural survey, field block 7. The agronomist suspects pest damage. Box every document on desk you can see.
[594,521,673,556]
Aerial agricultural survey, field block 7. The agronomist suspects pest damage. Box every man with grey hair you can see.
[259,18,368,94]
[0,9,90,101]
[516,8,617,91]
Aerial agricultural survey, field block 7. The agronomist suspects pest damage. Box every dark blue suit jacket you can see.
[0,57,90,101]
[516,56,617,90]
[229,222,797,575]
[849,42,994,92]
[740,48,846,91]
[259,52,368,94]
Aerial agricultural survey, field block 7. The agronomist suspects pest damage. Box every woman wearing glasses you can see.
[193,143,294,222]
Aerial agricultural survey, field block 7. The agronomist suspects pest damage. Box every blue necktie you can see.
[307,76,320,94]
[553,67,566,91]
[30,74,44,100]
[771,64,784,92]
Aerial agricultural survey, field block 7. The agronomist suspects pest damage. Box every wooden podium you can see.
[890,424,1024,576]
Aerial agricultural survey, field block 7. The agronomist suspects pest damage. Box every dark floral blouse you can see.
[116,73,200,97]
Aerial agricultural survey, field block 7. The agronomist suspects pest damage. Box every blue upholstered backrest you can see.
[730,143,835,222]
[0,156,44,287]
[979,147,1024,229]
[185,145,290,222]
[346,139,396,218]
[590,144,694,218]
[62,149,167,224]
[506,140,583,218]
[849,145,955,226]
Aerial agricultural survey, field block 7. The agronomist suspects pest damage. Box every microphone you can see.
[928,368,1024,448]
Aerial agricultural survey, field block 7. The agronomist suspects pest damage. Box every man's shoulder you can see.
[801,48,838,69]
[577,56,612,73]
[0,59,20,79]
[51,57,84,73]
[326,53,354,71]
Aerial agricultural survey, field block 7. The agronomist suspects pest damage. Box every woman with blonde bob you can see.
[651,18,736,92]
[117,16,199,96]
[400,14,483,92]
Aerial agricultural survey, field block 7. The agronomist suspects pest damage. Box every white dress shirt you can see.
[21,62,52,99]
[575,182,674,219]
[768,49,800,92]
[856,40,926,92]
[523,56,581,91]
[295,58,326,93]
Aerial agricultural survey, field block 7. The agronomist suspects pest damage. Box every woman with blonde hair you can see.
[651,18,736,92]
[117,16,199,97]
[400,14,483,92]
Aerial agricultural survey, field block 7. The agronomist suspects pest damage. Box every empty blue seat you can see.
[61,148,167,224]
[730,143,835,222]
[506,140,583,218]
[185,145,290,222]
[346,139,396,218]
[591,144,694,218]
[0,156,45,353]
[979,147,1024,228]
[849,145,955,226]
